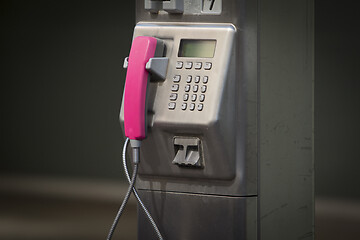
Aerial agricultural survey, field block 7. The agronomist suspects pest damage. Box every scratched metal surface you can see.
[258,0,314,239]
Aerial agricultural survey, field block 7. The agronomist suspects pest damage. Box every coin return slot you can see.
[173,137,202,167]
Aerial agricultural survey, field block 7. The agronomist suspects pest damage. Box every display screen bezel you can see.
[178,39,217,58]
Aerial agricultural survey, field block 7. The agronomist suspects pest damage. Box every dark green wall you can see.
[1,1,134,179]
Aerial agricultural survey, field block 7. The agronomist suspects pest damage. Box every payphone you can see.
[111,0,314,239]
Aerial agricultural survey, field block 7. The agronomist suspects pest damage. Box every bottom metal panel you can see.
[137,190,257,240]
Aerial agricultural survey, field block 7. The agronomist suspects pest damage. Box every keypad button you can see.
[204,62,212,70]
[203,76,209,84]
[193,85,199,92]
[170,93,178,101]
[181,103,187,110]
[195,76,200,83]
[189,103,195,111]
[191,94,197,102]
[199,94,205,102]
[173,75,181,82]
[176,61,183,69]
[168,102,176,110]
[185,61,193,69]
[183,94,189,101]
[171,84,179,92]
[201,85,207,93]
[194,62,202,69]
[197,103,204,111]
[186,75,192,83]
[185,85,191,92]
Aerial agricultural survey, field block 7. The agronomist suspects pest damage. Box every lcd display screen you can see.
[178,40,216,58]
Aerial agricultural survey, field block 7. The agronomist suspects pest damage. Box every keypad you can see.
[195,76,200,83]
[168,60,211,111]
[170,93,178,101]
[204,62,212,70]
[203,76,208,84]
[181,103,187,110]
[185,62,193,69]
[186,75,192,83]
[171,84,179,91]
[201,85,207,93]
[173,75,181,82]
[194,62,202,69]
[168,102,176,110]
[176,61,183,69]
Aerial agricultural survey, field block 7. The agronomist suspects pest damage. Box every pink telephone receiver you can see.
[123,36,158,140]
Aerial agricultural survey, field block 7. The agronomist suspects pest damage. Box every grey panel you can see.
[258,0,314,239]
[137,0,237,24]
[137,190,257,240]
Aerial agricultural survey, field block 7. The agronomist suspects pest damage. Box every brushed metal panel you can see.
[137,190,257,240]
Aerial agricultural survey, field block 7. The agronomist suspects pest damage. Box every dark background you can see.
[1,0,134,180]
[315,0,360,200]
[0,0,359,239]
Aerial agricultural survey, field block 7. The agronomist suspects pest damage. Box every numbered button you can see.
[183,93,189,101]
[191,94,197,102]
[176,61,183,69]
[181,103,187,110]
[203,76,209,84]
[204,62,212,70]
[170,93,178,101]
[173,75,181,82]
[186,75,192,83]
[197,103,204,111]
[199,94,205,102]
[168,102,176,110]
[194,62,202,69]
[193,85,199,92]
[189,103,195,111]
[195,76,200,83]
[185,61,193,69]
[185,84,191,92]
[171,84,179,92]
[201,85,207,93]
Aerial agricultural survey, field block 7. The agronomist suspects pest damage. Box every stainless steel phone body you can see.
[120,23,256,196]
